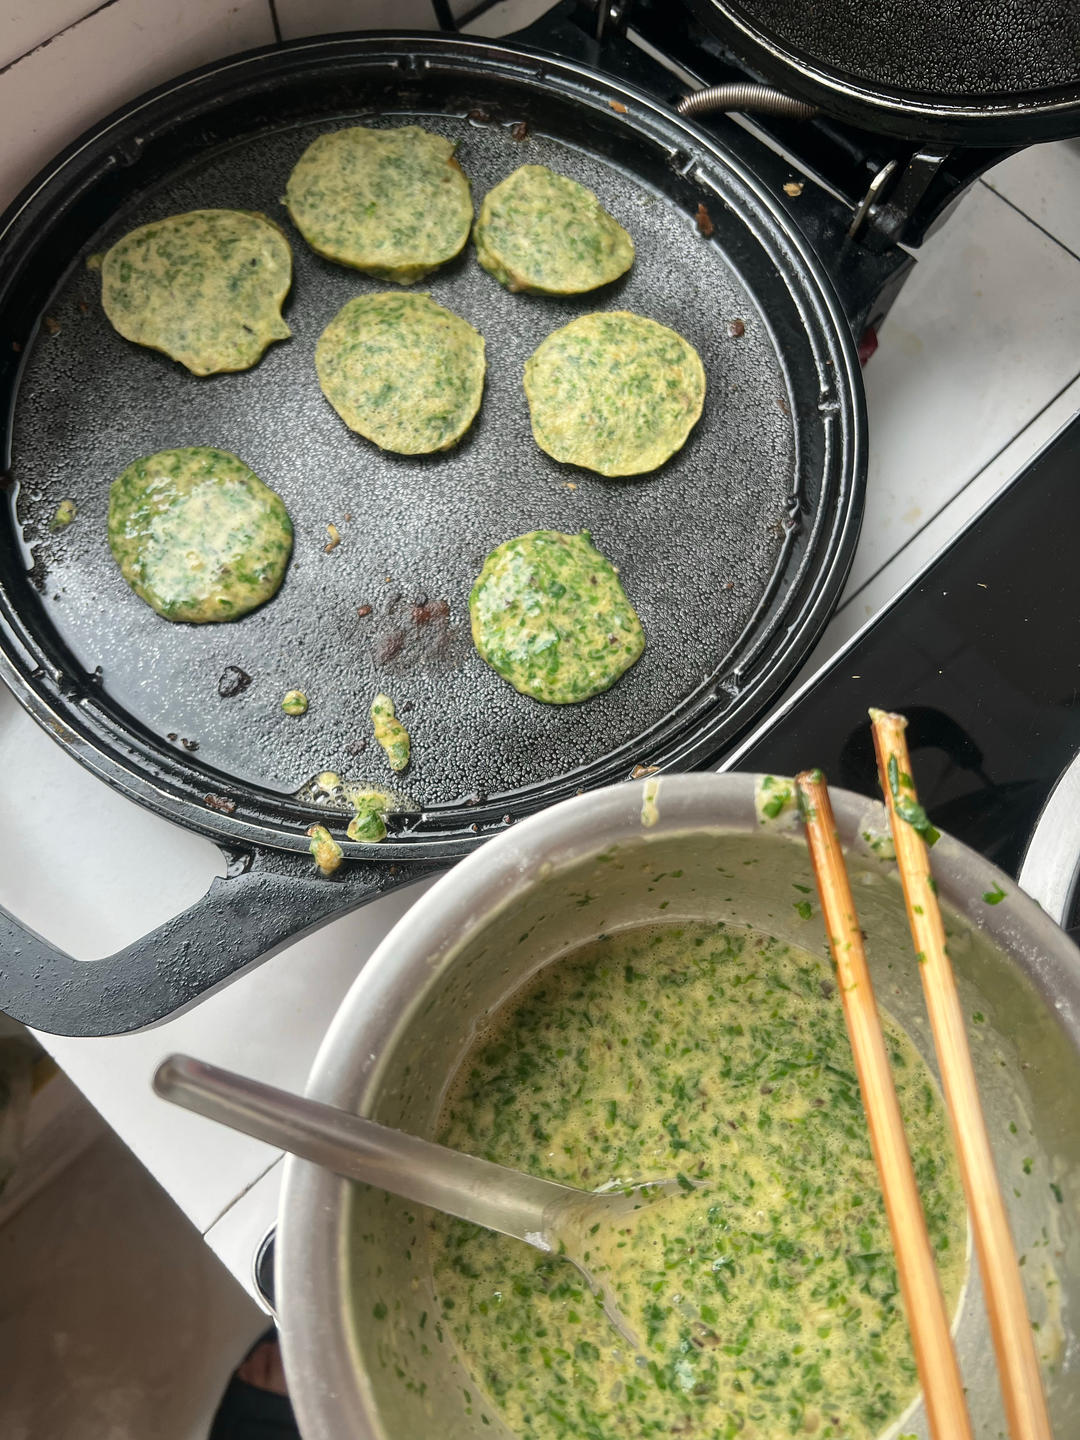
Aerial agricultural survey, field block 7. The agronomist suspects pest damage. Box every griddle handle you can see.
[0,849,426,1038]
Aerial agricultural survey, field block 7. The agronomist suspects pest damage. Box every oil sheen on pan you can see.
[14,110,801,802]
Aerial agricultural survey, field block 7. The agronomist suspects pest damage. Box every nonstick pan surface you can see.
[0,35,864,868]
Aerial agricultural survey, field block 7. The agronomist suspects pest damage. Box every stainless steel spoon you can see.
[154,1054,680,1345]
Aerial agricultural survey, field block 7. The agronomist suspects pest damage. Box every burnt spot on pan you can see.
[218,665,252,698]
[369,592,463,675]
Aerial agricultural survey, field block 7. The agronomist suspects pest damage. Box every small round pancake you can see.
[469,529,645,704]
[474,165,634,294]
[100,210,291,376]
[108,447,293,623]
[285,125,472,284]
[315,293,485,455]
[524,311,706,477]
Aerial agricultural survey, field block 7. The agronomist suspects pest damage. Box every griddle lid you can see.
[683,0,1080,143]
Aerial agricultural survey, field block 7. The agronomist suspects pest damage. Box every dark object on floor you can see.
[209,1330,299,1440]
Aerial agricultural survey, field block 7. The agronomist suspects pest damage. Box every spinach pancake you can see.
[524,310,706,476]
[285,125,472,284]
[469,529,644,704]
[315,293,485,454]
[99,209,292,375]
[108,447,293,623]
[474,164,634,294]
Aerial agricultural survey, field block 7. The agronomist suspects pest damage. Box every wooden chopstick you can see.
[795,769,975,1440]
[870,709,1054,1440]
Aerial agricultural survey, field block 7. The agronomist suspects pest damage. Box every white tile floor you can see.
[983,139,1080,259]
[801,371,1080,671]
[1,1111,267,1440]
[837,179,1080,602]
[0,0,1078,1434]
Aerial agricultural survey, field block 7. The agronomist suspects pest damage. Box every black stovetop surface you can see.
[729,412,1080,879]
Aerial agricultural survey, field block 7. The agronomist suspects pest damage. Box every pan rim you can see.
[0,30,866,861]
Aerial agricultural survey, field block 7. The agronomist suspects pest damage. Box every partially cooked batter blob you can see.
[371,693,410,772]
[107,447,293,623]
[469,529,644,704]
[100,209,292,375]
[432,922,967,1440]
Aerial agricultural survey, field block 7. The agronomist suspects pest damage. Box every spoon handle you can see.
[155,1053,571,1248]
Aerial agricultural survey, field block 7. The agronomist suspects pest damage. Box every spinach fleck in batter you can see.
[432,923,967,1440]
[469,529,644,704]
[285,125,472,284]
[100,209,292,375]
[107,447,293,623]
[315,292,485,455]
[524,311,706,476]
[474,164,634,295]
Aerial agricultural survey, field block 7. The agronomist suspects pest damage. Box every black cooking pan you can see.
[0,32,864,1036]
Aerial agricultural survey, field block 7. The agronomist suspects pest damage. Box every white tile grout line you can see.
[978,176,1080,267]
[0,0,120,79]
[202,1153,283,1237]
[831,366,1080,624]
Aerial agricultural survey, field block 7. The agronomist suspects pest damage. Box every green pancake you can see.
[284,125,472,284]
[108,447,293,623]
[474,164,634,294]
[100,210,292,375]
[315,292,485,454]
[524,310,706,476]
[469,529,644,704]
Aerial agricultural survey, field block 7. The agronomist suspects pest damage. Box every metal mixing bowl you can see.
[277,773,1080,1438]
